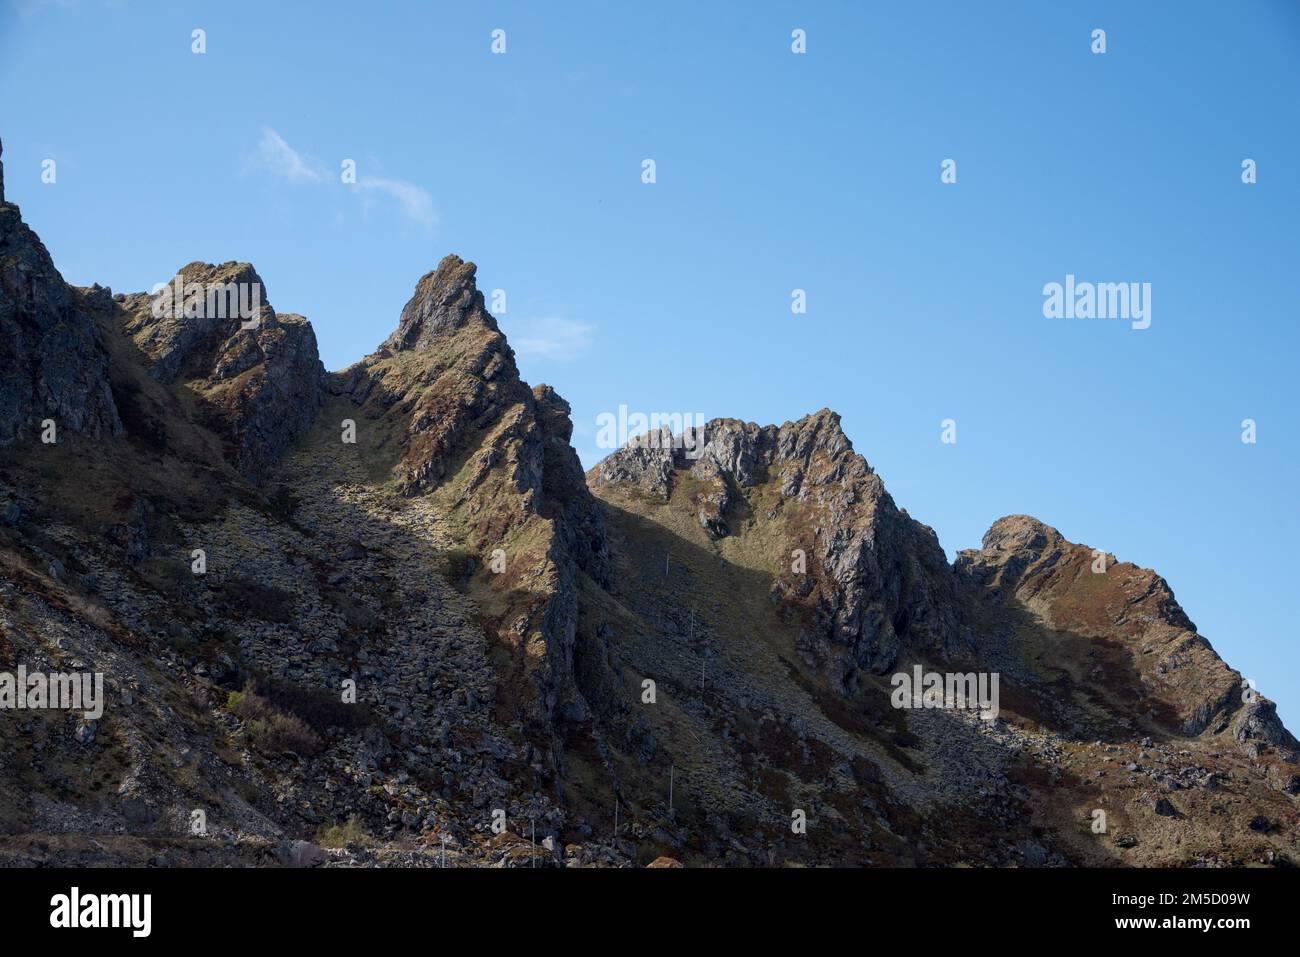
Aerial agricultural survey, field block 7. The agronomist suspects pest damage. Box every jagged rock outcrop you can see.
[956,514,1264,742]
[1233,698,1299,751]
[0,143,122,445]
[532,384,609,579]
[118,261,325,479]
[588,425,680,499]
[339,255,608,731]
[592,409,967,687]
[382,253,482,352]
[341,255,530,495]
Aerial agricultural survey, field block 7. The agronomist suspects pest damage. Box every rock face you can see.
[1233,698,1300,750]
[592,409,967,687]
[342,255,536,495]
[956,514,1247,738]
[0,194,1294,869]
[119,261,325,479]
[381,254,483,352]
[0,142,122,445]
[339,255,608,732]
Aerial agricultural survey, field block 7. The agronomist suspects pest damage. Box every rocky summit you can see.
[0,143,1295,868]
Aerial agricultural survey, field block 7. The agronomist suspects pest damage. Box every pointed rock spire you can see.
[383,254,493,352]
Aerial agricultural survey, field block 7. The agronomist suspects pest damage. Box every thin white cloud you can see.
[247,129,436,229]
[253,127,328,183]
[510,317,596,362]
[356,175,436,229]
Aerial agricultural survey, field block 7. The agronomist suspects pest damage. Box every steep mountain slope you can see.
[332,254,610,749]
[582,420,1298,865]
[0,135,1295,867]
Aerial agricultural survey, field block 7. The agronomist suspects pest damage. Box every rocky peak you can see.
[592,408,868,502]
[339,256,609,731]
[592,408,966,683]
[0,187,121,444]
[0,135,6,204]
[958,514,1198,631]
[957,515,1255,740]
[955,514,1067,594]
[123,260,277,383]
[589,426,679,498]
[118,260,324,479]
[978,514,1064,555]
[382,254,494,352]
[774,407,854,464]
[1234,698,1300,751]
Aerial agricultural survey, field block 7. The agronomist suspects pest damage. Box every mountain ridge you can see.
[1,135,1296,867]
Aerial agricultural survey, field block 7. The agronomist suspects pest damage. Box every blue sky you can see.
[2,0,1298,727]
